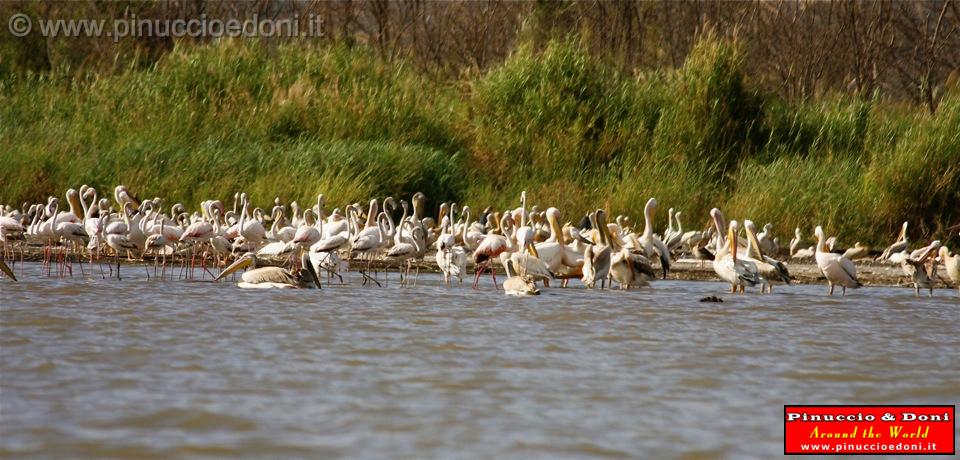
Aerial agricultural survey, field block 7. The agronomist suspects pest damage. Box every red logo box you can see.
[784,405,955,455]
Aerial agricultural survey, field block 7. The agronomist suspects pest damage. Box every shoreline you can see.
[6,246,952,289]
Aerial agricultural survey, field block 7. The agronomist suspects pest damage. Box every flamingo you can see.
[436,243,467,286]
[104,212,139,280]
[237,194,267,250]
[351,200,391,286]
[472,213,514,288]
[386,222,425,286]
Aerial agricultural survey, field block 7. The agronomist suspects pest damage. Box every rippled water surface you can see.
[2,262,958,458]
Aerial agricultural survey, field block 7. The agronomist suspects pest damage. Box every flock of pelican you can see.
[0,185,958,297]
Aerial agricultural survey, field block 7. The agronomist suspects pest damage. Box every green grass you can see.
[1,37,957,247]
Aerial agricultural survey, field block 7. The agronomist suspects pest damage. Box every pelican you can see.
[663,210,684,252]
[502,259,540,296]
[637,198,671,279]
[499,251,552,286]
[0,259,15,281]
[814,226,862,296]
[792,246,815,260]
[901,240,940,297]
[711,210,760,293]
[609,247,656,290]
[581,211,612,289]
[789,228,802,257]
[602,211,655,290]
[214,253,321,289]
[513,191,536,256]
[743,220,791,293]
[842,242,871,261]
[756,223,777,256]
[534,208,583,280]
[877,221,909,262]
[939,243,959,296]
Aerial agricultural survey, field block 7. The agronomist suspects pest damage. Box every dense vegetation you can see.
[1,37,957,246]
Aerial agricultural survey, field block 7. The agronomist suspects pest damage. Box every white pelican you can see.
[679,223,710,255]
[581,211,612,289]
[500,251,552,286]
[792,246,815,260]
[663,210,684,252]
[939,243,959,296]
[789,228,802,257]
[599,210,655,290]
[901,240,940,297]
[609,247,656,290]
[877,221,909,262]
[743,220,791,293]
[842,242,871,261]
[502,259,540,296]
[757,223,777,256]
[534,207,584,280]
[637,198,671,278]
[710,209,759,293]
[513,191,536,255]
[214,253,321,289]
[814,226,862,295]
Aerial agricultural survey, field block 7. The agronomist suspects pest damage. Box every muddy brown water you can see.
[1,262,957,458]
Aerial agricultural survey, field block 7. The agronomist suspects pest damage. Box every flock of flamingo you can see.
[0,185,958,297]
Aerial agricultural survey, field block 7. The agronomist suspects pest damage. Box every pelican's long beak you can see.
[728,227,737,262]
[302,253,322,289]
[746,224,763,258]
[527,243,539,258]
[0,259,16,282]
[215,255,253,282]
[917,241,941,263]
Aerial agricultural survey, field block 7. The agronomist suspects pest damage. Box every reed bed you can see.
[1,36,956,246]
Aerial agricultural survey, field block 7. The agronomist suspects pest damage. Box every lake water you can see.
[1,262,958,458]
